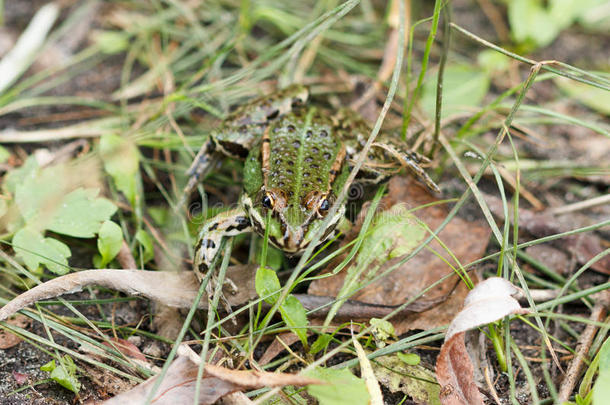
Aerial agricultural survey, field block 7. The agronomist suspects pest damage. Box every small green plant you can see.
[3,157,119,275]
[41,355,81,394]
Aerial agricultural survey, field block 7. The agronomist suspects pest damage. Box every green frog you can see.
[184,85,439,280]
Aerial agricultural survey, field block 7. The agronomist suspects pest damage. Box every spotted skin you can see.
[187,86,439,279]
[193,208,251,280]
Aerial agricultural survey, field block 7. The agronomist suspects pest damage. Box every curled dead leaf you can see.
[436,277,529,405]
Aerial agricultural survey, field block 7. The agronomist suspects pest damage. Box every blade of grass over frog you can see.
[322,187,385,328]
[195,242,233,405]
[143,239,226,405]
[450,23,610,91]
[401,0,444,137]
[248,0,406,363]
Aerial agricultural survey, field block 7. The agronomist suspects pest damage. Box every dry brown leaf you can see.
[308,176,491,334]
[103,345,322,404]
[0,266,259,322]
[102,338,147,363]
[436,277,529,405]
[436,333,485,405]
[0,314,31,349]
[258,332,301,366]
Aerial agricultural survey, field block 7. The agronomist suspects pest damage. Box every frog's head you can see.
[243,188,345,253]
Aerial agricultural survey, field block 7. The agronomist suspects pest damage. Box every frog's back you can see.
[263,108,344,205]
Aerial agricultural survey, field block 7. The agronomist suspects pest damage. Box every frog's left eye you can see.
[262,193,275,209]
[318,198,330,213]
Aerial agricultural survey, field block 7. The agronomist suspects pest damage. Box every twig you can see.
[557,297,609,402]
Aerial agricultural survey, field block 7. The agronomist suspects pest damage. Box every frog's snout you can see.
[283,226,305,252]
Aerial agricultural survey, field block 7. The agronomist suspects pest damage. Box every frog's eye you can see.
[318,198,330,213]
[262,193,275,209]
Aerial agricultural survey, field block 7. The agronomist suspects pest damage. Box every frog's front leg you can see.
[370,142,441,193]
[179,125,262,208]
[193,208,252,280]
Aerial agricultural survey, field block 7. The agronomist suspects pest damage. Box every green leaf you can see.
[100,133,140,206]
[46,188,117,238]
[41,356,81,393]
[372,354,440,404]
[310,334,332,355]
[369,318,396,347]
[255,266,281,305]
[13,228,71,275]
[135,229,155,264]
[421,64,490,120]
[397,352,421,366]
[592,337,610,404]
[97,221,123,267]
[279,295,309,346]
[304,367,370,405]
[556,77,610,115]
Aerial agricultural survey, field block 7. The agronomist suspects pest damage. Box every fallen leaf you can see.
[12,371,28,385]
[103,344,322,404]
[0,314,31,349]
[102,338,147,362]
[436,277,529,405]
[372,354,440,405]
[309,176,491,334]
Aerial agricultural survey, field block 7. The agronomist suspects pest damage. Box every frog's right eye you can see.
[262,193,275,209]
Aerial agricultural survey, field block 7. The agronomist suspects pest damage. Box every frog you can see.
[183,85,440,281]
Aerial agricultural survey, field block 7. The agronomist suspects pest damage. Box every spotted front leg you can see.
[193,208,252,280]
[370,142,441,193]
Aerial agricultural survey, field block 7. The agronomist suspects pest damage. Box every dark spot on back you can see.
[287,160,294,166]
[306,130,313,138]
[303,172,310,177]
[316,177,323,183]
[311,164,319,169]
[287,125,296,132]
[275,158,282,165]
[312,147,319,153]
[293,140,301,148]
[305,156,313,163]
[286,169,293,175]
[320,130,328,137]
